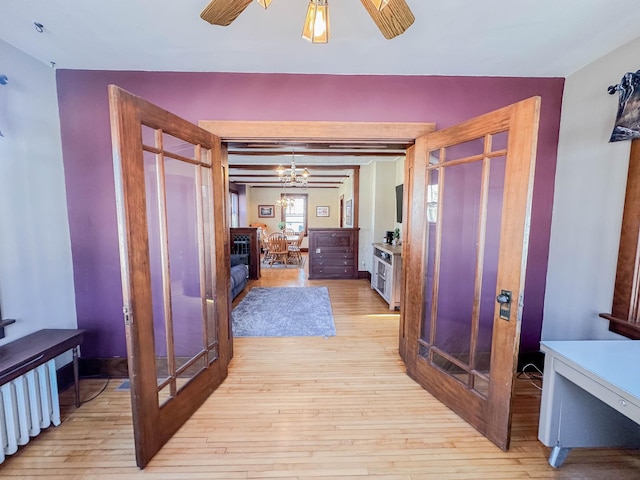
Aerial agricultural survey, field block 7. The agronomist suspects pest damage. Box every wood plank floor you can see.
[2,257,639,478]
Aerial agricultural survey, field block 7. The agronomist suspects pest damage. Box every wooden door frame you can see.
[199,121,436,232]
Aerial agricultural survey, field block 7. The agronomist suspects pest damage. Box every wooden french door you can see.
[109,86,232,468]
[403,97,541,450]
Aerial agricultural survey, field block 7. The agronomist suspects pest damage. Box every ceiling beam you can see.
[227,173,350,178]
[228,150,402,157]
[249,185,339,189]
[230,180,343,185]
[199,120,435,144]
[229,164,360,170]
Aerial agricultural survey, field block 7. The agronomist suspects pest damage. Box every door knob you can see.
[496,292,511,304]
[496,290,512,321]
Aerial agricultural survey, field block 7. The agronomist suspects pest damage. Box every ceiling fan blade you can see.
[200,0,253,26]
[360,0,415,40]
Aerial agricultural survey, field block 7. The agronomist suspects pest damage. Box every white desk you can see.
[538,340,640,467]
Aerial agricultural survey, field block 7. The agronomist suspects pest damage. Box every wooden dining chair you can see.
[267,233,289,266]
[283,228,296,238]
[287,230,304,264]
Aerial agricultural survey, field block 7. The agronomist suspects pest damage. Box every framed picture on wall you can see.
[258,205,274,218]
[345,199,353,226]
[316,206,330,217]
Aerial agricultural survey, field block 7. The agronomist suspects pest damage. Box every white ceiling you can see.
[1,0,640,77]
[3,0,639,187]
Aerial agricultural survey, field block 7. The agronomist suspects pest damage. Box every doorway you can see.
[200,105,540,450]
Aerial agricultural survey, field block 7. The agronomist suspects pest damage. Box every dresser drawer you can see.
[313,232,354,248]
[311,266,355,277]
[312,258,355,267]
[314,250,354,259]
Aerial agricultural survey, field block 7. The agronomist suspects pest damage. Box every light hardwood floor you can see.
[2,257,639,478]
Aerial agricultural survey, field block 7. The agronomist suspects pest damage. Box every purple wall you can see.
[56,71,564,358]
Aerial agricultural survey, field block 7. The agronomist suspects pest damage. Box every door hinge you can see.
[123,305,133,326]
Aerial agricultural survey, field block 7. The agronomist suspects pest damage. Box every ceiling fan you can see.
[200,0,415,43]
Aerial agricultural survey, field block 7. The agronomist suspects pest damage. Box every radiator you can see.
[0,359,60,463]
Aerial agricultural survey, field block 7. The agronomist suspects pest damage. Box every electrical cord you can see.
[60,376,111,407]
[517,362,543,391]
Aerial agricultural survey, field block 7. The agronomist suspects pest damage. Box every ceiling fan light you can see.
[370,0,390,11]
[302,0,330,44]
[257,0,272,8]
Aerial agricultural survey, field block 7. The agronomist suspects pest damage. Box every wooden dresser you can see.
[308,228,360,280]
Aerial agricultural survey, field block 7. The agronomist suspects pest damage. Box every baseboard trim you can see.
[80,357,129,378]
[358,270,371,281]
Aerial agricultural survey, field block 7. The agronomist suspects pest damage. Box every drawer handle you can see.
[331,233,336,237]
[343,261,347,265]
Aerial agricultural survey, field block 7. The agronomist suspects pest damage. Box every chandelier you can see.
[276,193,295,209]
[276,155,310,188]
[275,154,308,209]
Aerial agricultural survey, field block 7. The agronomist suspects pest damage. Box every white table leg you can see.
[548,446,571,468]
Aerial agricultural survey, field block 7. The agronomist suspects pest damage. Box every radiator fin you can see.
[0,359,60,463]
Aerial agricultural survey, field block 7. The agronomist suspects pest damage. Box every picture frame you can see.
[316,206,330,217]
[258,205,275,218]
[345,199,353,226]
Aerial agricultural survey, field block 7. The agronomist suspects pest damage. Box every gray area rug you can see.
[232,287,336,337]
[261,256,306,269]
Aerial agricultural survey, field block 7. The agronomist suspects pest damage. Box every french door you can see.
[109,86,232,468]
[403,97,541,449]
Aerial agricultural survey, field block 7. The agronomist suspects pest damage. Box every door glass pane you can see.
[143,151,170,394]
[163,132,196,160]
[421,169,439,347]
[490,131,509,152]
[429,148,441,165]
[142,124,157,149]
[164,157,205,379]
[434,160,483,365]
[432,350,469,387]
[202,166,218,355]
[444,137,484,162]
[201,145,212,167]
[475,154,506,375]
[473,374,490,397]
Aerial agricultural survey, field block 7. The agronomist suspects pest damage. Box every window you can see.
[281,193,307,234]
[229,191,239,228]
[600,139,640,339]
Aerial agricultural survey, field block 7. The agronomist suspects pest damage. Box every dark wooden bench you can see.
[0,329,85,407]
